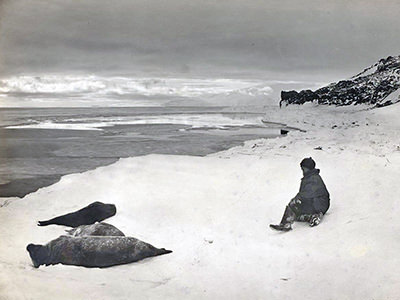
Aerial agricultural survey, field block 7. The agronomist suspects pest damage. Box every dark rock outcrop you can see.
[281,55,400,107]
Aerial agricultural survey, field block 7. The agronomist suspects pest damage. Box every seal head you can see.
[26,244,50,268]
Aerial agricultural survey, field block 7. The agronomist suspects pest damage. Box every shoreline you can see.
[0,125,281,199]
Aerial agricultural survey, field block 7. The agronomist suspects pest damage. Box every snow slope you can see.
[1,104,400,299]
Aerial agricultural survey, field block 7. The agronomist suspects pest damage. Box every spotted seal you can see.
[27,235,172,268]
[65,222,125,237]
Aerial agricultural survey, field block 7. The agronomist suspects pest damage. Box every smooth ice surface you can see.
[5,113,266,131]
[1,103,400,299]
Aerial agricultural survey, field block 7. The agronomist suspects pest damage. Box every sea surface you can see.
[0,106,282,197]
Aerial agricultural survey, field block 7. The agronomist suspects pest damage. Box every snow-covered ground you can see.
[1,103,400,299]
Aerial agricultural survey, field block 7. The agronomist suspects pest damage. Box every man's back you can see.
[298,168,330,214]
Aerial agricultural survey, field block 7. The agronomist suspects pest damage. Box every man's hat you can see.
[300,157,316,169]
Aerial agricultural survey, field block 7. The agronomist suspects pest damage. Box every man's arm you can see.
[294,180,314,202]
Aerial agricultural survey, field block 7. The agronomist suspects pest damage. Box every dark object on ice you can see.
[280,55,400,106]
[26,235,172,268]
[280,278,290,281]
[314,146,323,150]
[261,120,307,133]
[270,158,330,231]
[280,129,289,135]
[37,201,116,227]
[65,222,125,237]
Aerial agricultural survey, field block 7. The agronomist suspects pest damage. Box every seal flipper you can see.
[156,248,173,256]
[37,218,67,226]
[37,213,79,227]
[37,220,51,226]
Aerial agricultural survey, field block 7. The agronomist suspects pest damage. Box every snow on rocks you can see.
[281,55,400,106]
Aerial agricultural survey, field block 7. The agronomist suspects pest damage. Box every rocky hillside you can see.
[281,55,400,107]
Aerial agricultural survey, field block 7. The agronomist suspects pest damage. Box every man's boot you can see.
[309,212,323,227]
[270,205,296,231]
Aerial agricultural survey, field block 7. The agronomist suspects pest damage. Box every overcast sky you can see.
[0,0,399,80]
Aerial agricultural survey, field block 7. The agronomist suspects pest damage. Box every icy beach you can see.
[1,103,400,299]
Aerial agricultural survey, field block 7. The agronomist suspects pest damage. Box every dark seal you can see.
[37,201,116,227]
[65,222,125,237]
[26,236,172,268]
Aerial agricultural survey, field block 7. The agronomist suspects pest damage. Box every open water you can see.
[0,106,281,197]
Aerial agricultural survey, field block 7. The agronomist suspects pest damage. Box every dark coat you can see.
[295,169,330,215]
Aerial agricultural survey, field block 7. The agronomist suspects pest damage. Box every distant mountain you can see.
[281,55,400,107]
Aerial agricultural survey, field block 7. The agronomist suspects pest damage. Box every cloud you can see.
[1,0,400,78]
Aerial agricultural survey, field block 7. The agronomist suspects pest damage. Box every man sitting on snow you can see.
[270,157,330,231]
